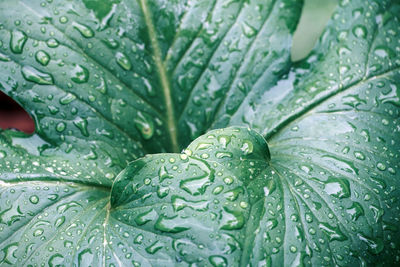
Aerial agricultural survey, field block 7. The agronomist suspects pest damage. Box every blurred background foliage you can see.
[0,0,337,133]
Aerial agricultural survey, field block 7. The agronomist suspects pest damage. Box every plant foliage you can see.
[0,0,399,266]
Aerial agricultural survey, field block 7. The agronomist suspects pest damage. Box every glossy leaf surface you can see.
[1,0,400,266]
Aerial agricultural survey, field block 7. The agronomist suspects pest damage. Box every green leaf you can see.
[1,0,400,266]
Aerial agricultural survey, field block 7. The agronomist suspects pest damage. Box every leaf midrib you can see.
[139,0,179,153]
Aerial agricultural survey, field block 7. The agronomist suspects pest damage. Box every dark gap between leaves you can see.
[0,91,35,133]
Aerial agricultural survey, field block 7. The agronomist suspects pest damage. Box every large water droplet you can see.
[134,208,157,226]
[242,22,256,38]
[29,195,39,204]
[10,30,27,54]
[158,166,172,182]
[346,202,364,221]
[21,66,54,85]
[72,22,94,38]
[48,253,64,267]
[318,222,347,241]
[220,207,244,230]
[59,93,76,105]
[209,255,227,267]
[145,241,163,254]
[357,233,383,254]
[35,50,50,66]
[0,52,11,62]
[324,177,350,199]
[70,64,89,83]
[352,25,367,38]
[179,168,213,196]
[115,52,132,70]
[78,249,93,266]
[73,117,89,137]
[154,215,189,233]
[172,196,209,212]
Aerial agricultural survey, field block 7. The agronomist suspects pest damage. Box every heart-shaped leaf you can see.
[1,0,400,266]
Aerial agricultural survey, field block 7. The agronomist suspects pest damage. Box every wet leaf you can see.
[1,0,400,266]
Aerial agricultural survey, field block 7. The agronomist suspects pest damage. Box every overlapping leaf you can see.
[0,0,399,266]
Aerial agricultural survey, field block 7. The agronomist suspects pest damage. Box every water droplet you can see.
[357,233,383,254]
[213,185,224,195]
[102,38,119,49]
[263,179,276,196]
[145,241,163,254]
[241,140,253,155]
[158,166,172,183]
[134,208,157,226]
[33,228,44,236]
[352,25,367,38]
[73,117,89,137]
[0,52,11,62]
[179,167,213,196]
[215,151,233,158]
[10,30,27,54]
[78,248,93,266]
[220,207,244,230]
[46,38,59,48]
[224,187,243,201]
[115,52,132,70]
[318,222,347,241]
[134,111,154,140]
[290,245,298,253]
[153,185,168,198]
[59,93,76,104]
[218,135,231,148]
[59,16,68,24]
[354,151,365,160]
[266,219,278,230]
[154,215,189,233]
[242,22,256,37]
[376,162,386,171]
[35,50,50,66]
[134,234,143,244]
[223,176,234,185]
[21,66,54,85]
[48,253,64,267]
[55,216,65,228]
[72,22,94,38]
[29,195,39,204]
[56,122,66,132]
[0,150,6,159]
[209,255,227,267]
[1,243,18,265]
[324,177,350,199]
[346,202,364,221]
[370,205,384,223]
[172,196,208,212]
[70,64,89,83]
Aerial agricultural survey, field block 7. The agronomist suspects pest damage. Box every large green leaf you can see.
[1,0,400,266]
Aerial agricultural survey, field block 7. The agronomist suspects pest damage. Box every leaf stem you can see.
[139,0,180,153]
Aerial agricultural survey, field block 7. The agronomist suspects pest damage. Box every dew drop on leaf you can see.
[73,117,89,137]
[72,22,94,38]
[10,30,27,54]
[134,111,155,140]
[154,215,190,233]
[209,255,227,267]
[115,52,132,70]
[324,177,351,199]
[70,64,89,84]
[46,38,59,48]
[35,50,50,66]
[21,66,54,85]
